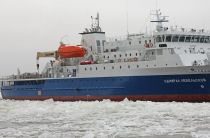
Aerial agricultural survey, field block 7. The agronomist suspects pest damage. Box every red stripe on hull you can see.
[3,94,210,102]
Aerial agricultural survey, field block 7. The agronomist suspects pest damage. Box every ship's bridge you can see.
[153,27,210,44]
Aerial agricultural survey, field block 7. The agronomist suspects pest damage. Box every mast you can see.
[150,10,169,32]
[89,12,102,33]
[97,12,99,29]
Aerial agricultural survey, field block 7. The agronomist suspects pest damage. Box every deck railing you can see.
[0,73,53,81]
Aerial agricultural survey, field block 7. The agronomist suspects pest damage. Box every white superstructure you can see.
[33,10,210,79]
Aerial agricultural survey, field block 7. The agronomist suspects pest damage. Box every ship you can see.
[1,10,210,102]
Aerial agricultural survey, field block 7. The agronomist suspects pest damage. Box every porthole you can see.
[120,66,122,69]
[104,67,105,70]
[136,53,138,56]
[119,54,122,57]
[130,53,132,56]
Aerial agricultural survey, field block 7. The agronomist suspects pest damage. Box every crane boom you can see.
[36,51,58,72]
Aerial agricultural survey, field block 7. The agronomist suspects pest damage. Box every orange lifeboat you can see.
[58,44,86,58]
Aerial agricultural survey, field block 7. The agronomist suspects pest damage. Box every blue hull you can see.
[1,74,210,102]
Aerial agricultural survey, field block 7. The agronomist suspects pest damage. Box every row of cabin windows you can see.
[113,41,141,45]
[103,53,140,59]
[128,41,142,45]
[104,41,141,53]
[85,65,138,71]
[83,63,177,71]
[156,35,210,43]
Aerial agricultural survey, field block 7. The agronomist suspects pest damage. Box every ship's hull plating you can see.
[1,73,210,102]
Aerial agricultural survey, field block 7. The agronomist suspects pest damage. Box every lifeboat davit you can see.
[58,44,86,58]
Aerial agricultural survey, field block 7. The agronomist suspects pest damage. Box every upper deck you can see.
[154,27,210,44]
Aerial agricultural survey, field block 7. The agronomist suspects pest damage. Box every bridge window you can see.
[185,36,191,42]
[190,36,195,42]
[166,35,172,42]
[172,35,179,42]
[156,36,162,42]
[179,36,185,42]
[194,36,200,43]
[200,36,205,43]
[204,36,210,43]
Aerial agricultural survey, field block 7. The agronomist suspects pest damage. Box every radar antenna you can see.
[150,10,169,32]
[90,12,102,32]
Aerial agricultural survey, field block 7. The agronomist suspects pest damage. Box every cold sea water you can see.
[0,95,210,138]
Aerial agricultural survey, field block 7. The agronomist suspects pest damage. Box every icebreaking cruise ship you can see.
[1,10,210,102]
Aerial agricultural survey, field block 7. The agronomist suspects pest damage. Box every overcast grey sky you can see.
[0,0,210,76]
